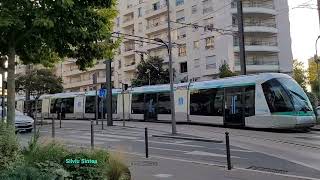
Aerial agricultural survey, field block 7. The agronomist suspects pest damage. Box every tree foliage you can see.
[308,57,320,94]
[16,69,63,99]
[132,56,170,87]
[293,59,308,91]
[0,0,119,124]
[218,62,236,78]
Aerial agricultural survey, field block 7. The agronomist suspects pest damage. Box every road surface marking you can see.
[149,147,189,153]
[134,140,204,148]
[185,151,242,159]
[67,135,121,142]
[154,174,173,178]
[83,133,138,140]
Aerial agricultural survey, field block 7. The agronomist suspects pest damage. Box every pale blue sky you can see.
[289,0,320,67]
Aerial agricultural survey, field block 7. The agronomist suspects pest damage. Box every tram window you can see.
[50,99,56,113]
[112,95,117,114]
[132,94,145,114]
[158,93,171,114]
[190,88,223,116]
[244,86,255,117]
[85,96,95,113]
[62,98,74,113]
[262,79,294,113]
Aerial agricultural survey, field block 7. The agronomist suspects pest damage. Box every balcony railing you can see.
[125,61,136,67]
[235,58,279,66]
[234,41,278,46]
[233,21,276,28]
[123,17,134,23]
[231,1,274,9]
[145,4,167,14]
[146,20,167,29]
[124,46,135,52]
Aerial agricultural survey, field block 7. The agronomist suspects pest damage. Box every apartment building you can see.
[22,0,293,92]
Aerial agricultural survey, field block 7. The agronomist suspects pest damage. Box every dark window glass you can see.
[180,62,188,73]
[262,79,294,113]
[132,94,145,114]
[244,86,255,117]
[62,98,74,113]
[157,93,171,114]
[85,96,95,113]
[50,99,57,113]
[190,88,223,116]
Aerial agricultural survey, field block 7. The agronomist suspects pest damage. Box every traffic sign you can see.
[99,89,106,97]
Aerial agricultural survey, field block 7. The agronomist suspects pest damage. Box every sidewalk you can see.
[124,152,317,180]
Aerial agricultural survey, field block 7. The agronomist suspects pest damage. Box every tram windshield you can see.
[262,78,313,114]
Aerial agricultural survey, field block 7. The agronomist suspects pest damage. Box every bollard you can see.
[52,117,55,139]
[225,132,232,170]
[145,128,149,158]
[91,119,94,149]
[102,118,104,130]
[59,112,62,128]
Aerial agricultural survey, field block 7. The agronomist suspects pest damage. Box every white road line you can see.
[185,151,242,159]
[83,133,138,140]
[67,135,121,142]
[134,140,204,148]
[149,147,189,153]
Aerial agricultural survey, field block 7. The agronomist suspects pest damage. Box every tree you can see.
[132,56,170,87]
[0,0,119,125]
[293,59,308,91]
[308,57,320,94]
[16,69,63,99]
[218,62,236,78]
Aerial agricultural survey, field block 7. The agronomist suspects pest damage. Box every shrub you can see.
[0,122,22,172]
[0,165,54,180]
[107,155,131,180]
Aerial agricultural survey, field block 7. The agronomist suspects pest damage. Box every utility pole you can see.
[105,59,113,126]
[237,0,246,75]
[316,0,320,104]
[166,0,177,135]
[26,64,32,116]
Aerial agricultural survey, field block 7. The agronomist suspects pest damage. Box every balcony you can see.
[234,41,279,52]
[123,61,136,72]
[233,21,277,33]
[145,5,168,19]
[234,56,279,72]
[145,21,168,34]
[231,1,276,15]
[123,44,135,57]
[122,15,134,28]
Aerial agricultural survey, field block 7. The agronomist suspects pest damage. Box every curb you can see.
[152,134,223,143]
[311,128,320,131]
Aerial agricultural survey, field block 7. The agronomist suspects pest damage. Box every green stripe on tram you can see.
[272,111,315,116]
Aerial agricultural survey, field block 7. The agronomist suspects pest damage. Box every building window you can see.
[178,44,187,57]
[192,23,199,32]
[176,0,184,6]
[177,27,186,39]
[205,37,214,49]
[193,41,200,49]
[138,22,143,32]
[204,17,214,32]
[180,62,188,73]
[194,58,200,68]
[206,56,216,69]
[138,7,142,17]
[192,5,197,14]
[153,2,160,11]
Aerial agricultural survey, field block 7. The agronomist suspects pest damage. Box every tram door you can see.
[224,87,245,127]
[144,94,158,121]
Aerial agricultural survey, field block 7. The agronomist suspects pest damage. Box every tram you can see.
[16,73,316,129]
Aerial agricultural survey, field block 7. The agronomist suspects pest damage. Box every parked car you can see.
[0,107,34,133]
[317,106,320,118]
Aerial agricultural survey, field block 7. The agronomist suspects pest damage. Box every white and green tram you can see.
[16,73,316,129]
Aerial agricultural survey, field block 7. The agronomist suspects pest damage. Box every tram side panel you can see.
[74,96,85,119]
[117,93,131,120]
[41,99,50,118]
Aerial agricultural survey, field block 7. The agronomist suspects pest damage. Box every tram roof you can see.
[130,73,292,93]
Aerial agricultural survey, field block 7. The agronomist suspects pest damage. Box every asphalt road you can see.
[18,120,320,180]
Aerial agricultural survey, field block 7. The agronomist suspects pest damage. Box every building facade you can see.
[27,0,293,92]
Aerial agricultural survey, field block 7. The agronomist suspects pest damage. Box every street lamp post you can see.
[315,35,320,104]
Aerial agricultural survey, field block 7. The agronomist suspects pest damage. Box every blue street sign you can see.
[99,89,106,97]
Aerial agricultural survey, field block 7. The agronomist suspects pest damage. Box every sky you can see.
[289,0,320,68]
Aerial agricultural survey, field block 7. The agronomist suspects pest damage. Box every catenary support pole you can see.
[166,0,177,135]
[237,0,246,75]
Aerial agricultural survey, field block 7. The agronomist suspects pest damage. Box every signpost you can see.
[99,88,106,130]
